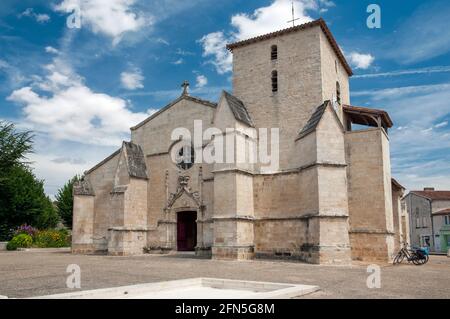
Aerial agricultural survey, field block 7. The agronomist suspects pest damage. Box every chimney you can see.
[424,187,435,191]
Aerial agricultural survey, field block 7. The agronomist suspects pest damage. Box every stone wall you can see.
[232,26,323,170]
[85,152,120,252]
[319,30,350,119]
[345,128,395,262]
[72,194,95,254]
[252,170,318,262]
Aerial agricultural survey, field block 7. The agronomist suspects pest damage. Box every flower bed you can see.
[6,225,70,251]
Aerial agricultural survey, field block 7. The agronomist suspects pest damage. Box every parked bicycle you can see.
[393,243,429,266]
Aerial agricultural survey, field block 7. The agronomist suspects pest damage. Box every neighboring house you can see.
[392,179,410,252]
[404,188,450,253]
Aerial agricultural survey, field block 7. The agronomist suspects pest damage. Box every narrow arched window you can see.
[336,81,341,104]
[271,45,278,60]
[271,70,278,92]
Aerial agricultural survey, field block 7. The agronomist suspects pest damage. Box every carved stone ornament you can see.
[166,176,201,209]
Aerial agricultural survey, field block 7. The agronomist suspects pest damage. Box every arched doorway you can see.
[177,211,197,251]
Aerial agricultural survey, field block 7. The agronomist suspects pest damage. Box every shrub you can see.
[33,229,70,248]
[6,233,33,251]
[14,224,38,237]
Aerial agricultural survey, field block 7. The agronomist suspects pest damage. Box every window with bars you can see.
[271,70,278,92]
[271,45,278,60]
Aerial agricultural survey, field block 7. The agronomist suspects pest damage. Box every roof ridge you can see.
[131,94,217,131]
[409,190,450,201]
[222,90,254,127]
[84,148,121,175]
[297,101,329,139]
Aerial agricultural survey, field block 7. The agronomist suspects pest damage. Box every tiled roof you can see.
[297,101,329,139]
[434,208,450,216]
[223,91,254,127]
[410,191,450,201]
[131,95,217,131]
[392,178,405,190]
[226,18,353,76]
[343,105,393,128]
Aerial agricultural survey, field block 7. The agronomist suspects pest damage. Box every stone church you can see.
[72,19,409,264]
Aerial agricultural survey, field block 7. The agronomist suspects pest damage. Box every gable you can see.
[131,95,217,131]
[114,142,148,187]
[214,91,254,129]
[297,101,343,140]
[222,91,254,127]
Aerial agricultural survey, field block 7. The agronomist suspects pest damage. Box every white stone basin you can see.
[31,278,319,299]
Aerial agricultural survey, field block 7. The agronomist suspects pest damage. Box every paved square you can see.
[0,251,449,299]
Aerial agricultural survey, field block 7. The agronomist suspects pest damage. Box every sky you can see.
[0,0,450,197]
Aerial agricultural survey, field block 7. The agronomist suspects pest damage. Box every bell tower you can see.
[227,19,352,170]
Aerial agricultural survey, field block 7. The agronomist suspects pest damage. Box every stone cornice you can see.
[212,162,347,177]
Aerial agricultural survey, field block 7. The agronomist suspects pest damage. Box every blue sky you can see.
[1,0,450,197]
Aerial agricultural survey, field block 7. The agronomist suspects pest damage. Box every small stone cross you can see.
[181,80,190,96]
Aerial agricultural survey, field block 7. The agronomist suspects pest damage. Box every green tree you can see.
[0,121,59,240]
[0,121,33,182]
[55,176,79,228]
[0,166,59,240]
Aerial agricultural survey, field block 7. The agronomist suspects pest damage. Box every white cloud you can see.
[199,0,333,74]
[19,8,51,23]
[435,121,448,129]
[353,66,450,79]
[7,58,148,146]
[36,14,51,23]
[198,32,233,74]
[421,127,433,133]
[120,68,144,90]
[347,52,374,69]
[45,46,59,54]
[172,58,184,65]
[27,139,118,197]
[176,48,195,56]
[0,59,27,87]
[196,75,208,88]
[352,82,450,191]
[352,83,450,101]
[156,38,169,45]
[54,0,151,44]
[230,0,316,41]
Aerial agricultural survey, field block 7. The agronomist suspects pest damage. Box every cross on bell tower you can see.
[287,1,300,27]
[181,80,190,96]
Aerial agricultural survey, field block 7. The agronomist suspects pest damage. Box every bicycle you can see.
[393,243,429,266]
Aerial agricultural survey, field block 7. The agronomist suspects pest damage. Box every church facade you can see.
[72,19,408,264]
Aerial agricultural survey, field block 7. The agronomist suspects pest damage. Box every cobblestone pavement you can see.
[0,251,448,298]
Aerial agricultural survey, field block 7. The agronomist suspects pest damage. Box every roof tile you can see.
[297,101,328,139]
[223,91,254,127]
[411,191,450,201]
